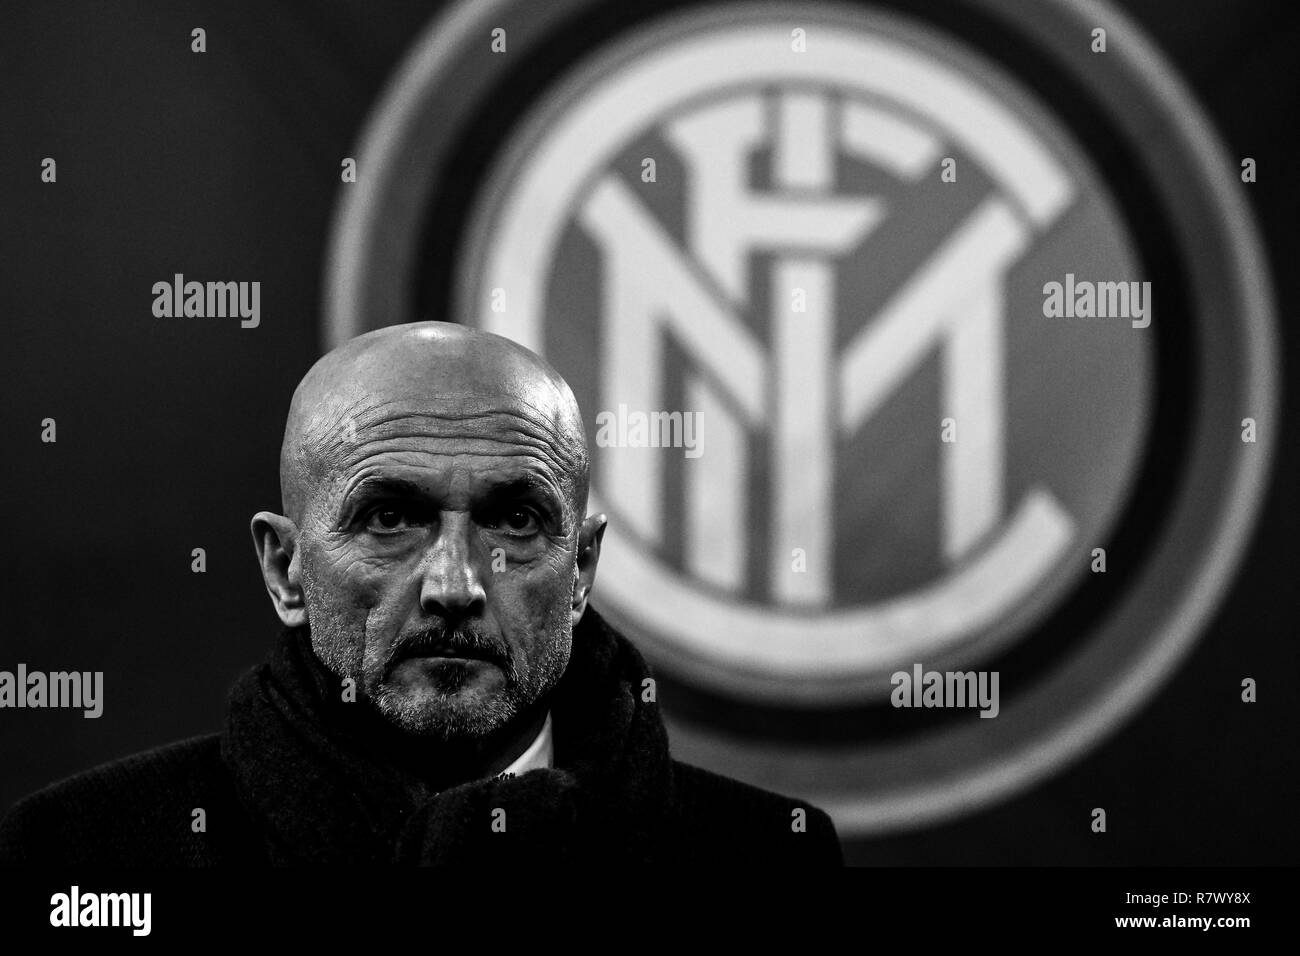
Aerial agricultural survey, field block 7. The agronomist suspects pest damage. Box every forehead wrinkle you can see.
[498,385,590,510]
[332,405,570,472]
[342,404,580,478]
[335,442,574,489]
[336,460,566,511]
[339,420,570,475]
[353,406,567,444]
[296,399,552,475]
[336,445,568,496]
[361,390,574,439]
[292,391,374,472]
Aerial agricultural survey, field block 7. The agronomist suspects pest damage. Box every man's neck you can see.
[475,705,550,780]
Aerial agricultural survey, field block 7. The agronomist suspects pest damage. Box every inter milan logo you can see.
[325,0,1277,832]
[459,10,1150,702]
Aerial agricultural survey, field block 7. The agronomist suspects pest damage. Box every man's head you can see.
[251,322,605,742]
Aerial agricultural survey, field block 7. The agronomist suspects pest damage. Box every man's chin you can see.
[371,663,514,738]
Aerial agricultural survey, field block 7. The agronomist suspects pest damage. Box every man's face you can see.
[293,397,580,740]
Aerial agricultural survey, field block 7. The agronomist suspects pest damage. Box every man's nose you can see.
[418,514,488,618]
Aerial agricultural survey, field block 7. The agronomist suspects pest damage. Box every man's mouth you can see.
[392,637,501,668]
[404,649,487,662]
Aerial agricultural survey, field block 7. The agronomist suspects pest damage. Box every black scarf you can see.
[220,607,674,864]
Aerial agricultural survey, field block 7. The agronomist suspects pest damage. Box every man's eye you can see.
[363,506,424,533]
[486,507,540,536]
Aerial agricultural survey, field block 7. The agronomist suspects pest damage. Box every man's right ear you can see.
[250,512,308,627]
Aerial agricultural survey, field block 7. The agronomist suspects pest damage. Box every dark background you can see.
[1,0,1295,865]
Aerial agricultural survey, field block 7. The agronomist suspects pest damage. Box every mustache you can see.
[384,622,511,671]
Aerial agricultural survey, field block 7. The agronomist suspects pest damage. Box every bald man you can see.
[0,323,841,866]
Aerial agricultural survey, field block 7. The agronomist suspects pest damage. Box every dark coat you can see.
[0,609,841,866]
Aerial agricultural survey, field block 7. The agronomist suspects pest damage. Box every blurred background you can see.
[1,0,1295,864]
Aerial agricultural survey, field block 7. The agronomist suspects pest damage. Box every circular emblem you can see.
[325,0,1277,833]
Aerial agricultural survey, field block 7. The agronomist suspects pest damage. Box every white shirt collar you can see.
[495,711,553,780]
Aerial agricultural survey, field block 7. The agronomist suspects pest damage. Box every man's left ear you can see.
[571,513,607,626]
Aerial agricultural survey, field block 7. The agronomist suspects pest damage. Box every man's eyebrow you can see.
[483,475,563,508]
[340,473,565,511]
[340,475,427,507]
